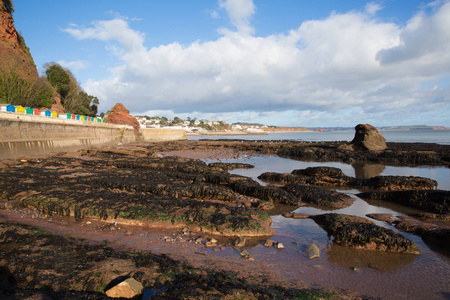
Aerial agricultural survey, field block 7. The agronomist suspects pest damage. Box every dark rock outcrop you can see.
[283,184,354,208]
[310,213,420,254]
[259,166,437,191]
[350,124,387,151]
[358,190,449,214]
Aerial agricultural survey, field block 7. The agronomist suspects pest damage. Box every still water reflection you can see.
[203,154,450,300]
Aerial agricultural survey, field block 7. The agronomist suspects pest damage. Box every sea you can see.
[188,129,450,145]
[188,129,450,300]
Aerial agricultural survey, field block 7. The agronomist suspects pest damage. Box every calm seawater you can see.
[188,129,450,145]
[196,130,450,299]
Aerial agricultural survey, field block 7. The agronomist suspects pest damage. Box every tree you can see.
[2,0,14,14]
[44,62,99,115]
[45,63,71,99]
[76,91,99,117]
[173,116,183,124]
[160,116,168,126]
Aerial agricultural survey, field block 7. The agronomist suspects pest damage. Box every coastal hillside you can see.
[0,0,38,80]
[0,0,54,109]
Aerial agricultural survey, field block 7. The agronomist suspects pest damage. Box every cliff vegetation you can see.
[0,0,100,115]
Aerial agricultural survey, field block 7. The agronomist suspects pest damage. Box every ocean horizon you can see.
[188,129,450,145]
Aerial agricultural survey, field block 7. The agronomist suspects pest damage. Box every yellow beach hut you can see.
[15,105,25,114]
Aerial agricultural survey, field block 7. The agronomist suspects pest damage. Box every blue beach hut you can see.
[44,110,52,117]
[6,104,15,112]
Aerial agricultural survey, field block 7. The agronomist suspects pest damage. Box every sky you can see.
[13,0,450,127]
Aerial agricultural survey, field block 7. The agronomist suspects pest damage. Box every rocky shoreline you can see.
[0,138,449,299]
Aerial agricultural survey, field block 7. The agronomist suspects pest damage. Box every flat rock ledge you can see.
[310,213,420,254]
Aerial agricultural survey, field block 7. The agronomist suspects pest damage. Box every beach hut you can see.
[71,114,76,120]
[83,116,88,121]
[51,111,58,118]
[44,110,51,117]
[25,107,33,115]
[34,108,41,116]
[76,115,81,120]
[94,117,98,122]
[66,113,72,119]
[102,119,105,123]
[6,104,15,112]
[15,105,25,114]
[97,118,101,123]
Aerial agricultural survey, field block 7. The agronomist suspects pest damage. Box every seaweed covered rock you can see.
[292,167,353,186]
[260,166,437,191]
[283,184,354,208]
[258,172,308,185]
[350,124,387,151]
[207,162,254,171]
[0,154,274,237]
[310,213,420,254]
[356,175,437,191]
[358,190,449,214]
[230,180,298,205]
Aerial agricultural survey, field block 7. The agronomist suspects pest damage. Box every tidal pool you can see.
[203,154,450,300]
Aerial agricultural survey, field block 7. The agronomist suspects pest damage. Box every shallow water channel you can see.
[203,154,450,300]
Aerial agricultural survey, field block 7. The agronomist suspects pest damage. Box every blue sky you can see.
[13,0,450,127]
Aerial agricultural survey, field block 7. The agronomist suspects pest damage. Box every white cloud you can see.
[218,0,256,35]
[365,2,383,15]
[57,60,88,71]
[65,0,450,126]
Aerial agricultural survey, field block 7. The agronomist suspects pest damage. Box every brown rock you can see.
[305,244,320,259]
[351,124,387,151]
[105,278,143,298]
[263,239,274,247]
[234,237,246,247]
[105,103,141,132]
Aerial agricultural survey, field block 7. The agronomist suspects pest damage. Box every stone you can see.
[204,241,217,248]
[274,242,284,249]
[350,124,387,151]
[240,249,254,261]
[263,239,274,247]
[105,278,143,299]
[305,244,320,259]
[234,237,246,247]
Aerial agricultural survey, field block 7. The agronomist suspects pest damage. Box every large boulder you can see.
[350,124,387,151]
[105,103,141,132]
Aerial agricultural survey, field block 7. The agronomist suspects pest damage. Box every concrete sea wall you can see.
[0,112,136,159]
[140,128,187,142]
[1,113,187,159]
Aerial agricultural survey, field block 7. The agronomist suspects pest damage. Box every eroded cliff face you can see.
[0,1,39,80]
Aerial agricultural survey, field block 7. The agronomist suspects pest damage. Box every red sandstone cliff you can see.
[105,103,140,132]
[0,1,38,80]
